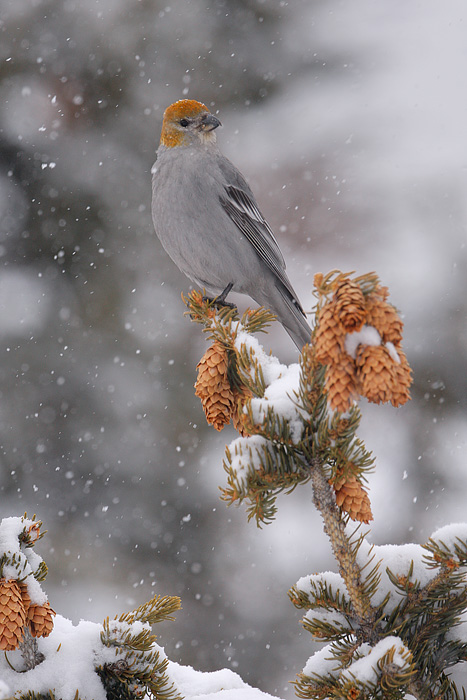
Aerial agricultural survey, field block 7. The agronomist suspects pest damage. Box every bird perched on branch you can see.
[151,99,311,350]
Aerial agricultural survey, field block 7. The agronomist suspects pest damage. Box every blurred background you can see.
[0,0,466,696]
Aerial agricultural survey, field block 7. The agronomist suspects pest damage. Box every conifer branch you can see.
[308,457,377,632]
[184,273,467,699]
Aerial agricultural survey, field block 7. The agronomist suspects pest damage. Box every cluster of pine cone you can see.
[194,276,412,431]
[0,577,55,651]
[192,274,412,526]
[315,277,412,413]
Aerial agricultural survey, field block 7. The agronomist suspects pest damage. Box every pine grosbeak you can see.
[151,99,311,349]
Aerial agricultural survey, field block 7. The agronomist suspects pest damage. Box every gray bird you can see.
[151,99,311,350]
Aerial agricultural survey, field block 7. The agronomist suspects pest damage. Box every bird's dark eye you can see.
[179,118,190,127]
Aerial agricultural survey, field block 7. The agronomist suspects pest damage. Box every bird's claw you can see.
[202,294,236,310]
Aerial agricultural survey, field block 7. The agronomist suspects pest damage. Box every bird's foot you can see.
[203,282,236,309]
[202,294,236,310]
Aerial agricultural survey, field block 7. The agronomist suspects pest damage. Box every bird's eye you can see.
[179,118,189,127]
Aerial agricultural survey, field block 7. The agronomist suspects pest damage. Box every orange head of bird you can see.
[159,99,222,148]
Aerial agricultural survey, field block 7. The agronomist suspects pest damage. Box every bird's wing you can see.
[221,184,285,268]
[220,184,305,312]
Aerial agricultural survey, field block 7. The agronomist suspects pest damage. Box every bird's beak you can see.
[200,113,222,132]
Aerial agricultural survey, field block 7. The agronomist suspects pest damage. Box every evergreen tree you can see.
[188,270,467,699]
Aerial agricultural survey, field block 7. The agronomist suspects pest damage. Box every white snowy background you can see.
[0,0,466,697]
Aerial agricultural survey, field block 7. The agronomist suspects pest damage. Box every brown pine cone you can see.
[366,293,403,344]
[355,344,396,404]
[390,347,413,407]
[315,303,346,365]
[195,342,235,431]
[28,600,55,638]
[18,581,31,614]
[324,354,359,413]
[0,578,26,650]
[333,279,367,332]
[333,475,373,523]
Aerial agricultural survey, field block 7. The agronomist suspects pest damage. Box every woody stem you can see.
[309,457,376,632]
[19,627,45,670]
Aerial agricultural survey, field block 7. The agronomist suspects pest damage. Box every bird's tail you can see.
[256,282,312,351]
[279,293,312,350]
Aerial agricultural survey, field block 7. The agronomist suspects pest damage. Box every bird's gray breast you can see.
[151,148,238,293]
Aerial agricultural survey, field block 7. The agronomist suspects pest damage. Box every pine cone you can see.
[0,578,26,650]
[366,293,403,344]
[19,581,31,614]
[390,347,413,407]
[333,475,373,523]
[355,344,396,404]
[28,600,55,638]
[333,279,366,332]
[195,342,235,431]
[324,354,359,413]
[315,303,345,364]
